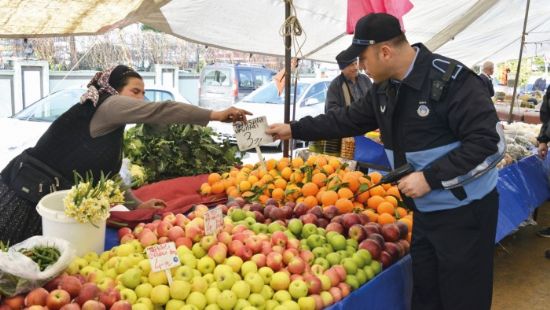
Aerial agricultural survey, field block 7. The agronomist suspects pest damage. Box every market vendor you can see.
[536,83,550,240]
[0,65,251,245]
[267,13,504,310]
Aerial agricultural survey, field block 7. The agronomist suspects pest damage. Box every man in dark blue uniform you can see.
[267,13,504,310]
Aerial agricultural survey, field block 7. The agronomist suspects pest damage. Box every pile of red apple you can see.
[0,274,131,310]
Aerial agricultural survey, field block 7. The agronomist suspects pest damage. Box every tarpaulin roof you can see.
[1,0,549,66]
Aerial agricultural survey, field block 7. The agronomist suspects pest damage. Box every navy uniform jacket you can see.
[479,73,495,97]
[291,43,504,212]
[325,73,372,112]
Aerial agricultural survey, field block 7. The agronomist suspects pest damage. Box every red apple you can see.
[367,233,385,248]
[287,257,306,275]
[120,234,135,244]
[341,213,361,230]
[158,236,169,244]
[364,222,381,235]
[217,231,233,246]
[303,274,322,294]
[117,227,132,240]
[300,213,317,224]
[47,290,71,310]
[4,295,24,310]
[251,253,267,267]
[286,238,300,250]
[381,223,400,242]
[348,224,368,242]
[98,289,120,309]
[75,283,99,306]
[110,300,131,310]
[380,251,393,268]
[162,212,177,225]
[338,282,351,297]
[167,226,184,241]
[316,218,329,228]
[359,239,382,260]
[138,231,158,247]
[311,294,324,310]
[299,250,315,265]
[25,288,49,306]
[322,205,339,219]
[81,300,105,310]
[60,304,81,310]
[175,237,192,249]
[156,221,173,238]
[384,242,401,260]
[357,213,370,225]
[44,275,64,291]
[269,207,285,221]
[398,239,410,254]
[282,248,299,265]
[244,236,262,253]
[266,252,283,271]
[325,222,344,234]
[395,221,409,239]
[59,275,82,298]
[324,268,340,287]
[329,287,343,302]
[293,203,308,217]
[290,274,304,282]
[332,265,347,282]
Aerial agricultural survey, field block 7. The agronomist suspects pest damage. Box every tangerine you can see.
[369,185,386,197]
[303,196,318,209]
[207,173,222,185]
[396,207,408,219]
[337,187,354,200]
[239,180,252,192]
[302,182,319,197]
[335,198,354,213]
[378,213,396,225]
[321,190,339,207]
[367,195,385,210]
[377,201,395,215]
[312,173,327,187]
[200,183,211,195]
[271,188,285,201]
[384,196,398,208]
[368,171,382,184]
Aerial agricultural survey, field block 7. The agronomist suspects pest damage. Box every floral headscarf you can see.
[80,66,119,107]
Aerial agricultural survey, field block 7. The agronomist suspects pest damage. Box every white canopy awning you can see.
[1,0,549,66]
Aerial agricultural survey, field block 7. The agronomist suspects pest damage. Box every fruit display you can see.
[498,122,541,168]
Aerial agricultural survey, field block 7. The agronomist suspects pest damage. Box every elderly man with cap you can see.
[267,13,504,310]
[325,50,372,113]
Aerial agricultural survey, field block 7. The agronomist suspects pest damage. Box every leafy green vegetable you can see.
[123,124,242,184]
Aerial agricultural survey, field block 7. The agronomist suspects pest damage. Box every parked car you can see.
[198,63,277,110]
[0,86,190,169]
[209,78,331,148]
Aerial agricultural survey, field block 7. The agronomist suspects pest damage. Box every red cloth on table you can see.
[346,0,414,34]
[108,174,227,228]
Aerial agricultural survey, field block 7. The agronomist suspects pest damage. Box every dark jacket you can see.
[325,73,372,112]
[537,84,550,143]
[479,73,495,97]
[291,43,503,212]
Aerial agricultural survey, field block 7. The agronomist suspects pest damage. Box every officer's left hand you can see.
[397,172,431,199]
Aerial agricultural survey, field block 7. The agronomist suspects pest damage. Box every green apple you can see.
[225,256,244,273]
[135,283,153,298]
[182,305,201,310]
[166,299,185,310]
[205,287,221,304]
[243,216,256,227]
[203,273,215,285]
[204,305,220,310]
[192,276,209,293]
[244,273,264,293]
[192,243,207,258]
[150,284,170,305]
[320,291,334,307]
[356,268,367,285]
[174,265,194,282]
[301,223,318,239]
[214,265,236,290]
[137,259,151,275]
[180,252,198,269]
[200,235,217,251]
[314,257,330,270]
[328,233,346,251]
[247,293,265,309]
[120,288,138,304]
[132,303,150,310]
[148,271,168,286]
[306,235,324,249]
[287,219,303,236]
[233,299,251,310]
[282,300,300,310]
[346,245,356,257]
[197,256,216,275]
[135,297,153,310]
[318,274,332,291]
[240,261,258,277]
[193,269,202,278]
[115,243,135,257]
[230,209,246,222]
[370,260,382,275]
[251,223,268,234]
[168,280,191,300]
[216,290,237,310]
[345,275,360,290]
[357,249,372,265]
[89,261,102,269]
[364,265,375,281]
[346,238,358,249]
[323,242,334,253]
[284,230,296,240]
[177,244,192,257]
[270,272,290,291]
[342,257,358,274]
[84,251,100,262]
[298,296,316,310]
[273,290,291,303]
[326,252,341,266]
[121,268,142,289]
[288,280,308,299]
[265,300,280,310]
[115,258,133,274]
[260,285,274,300]
[352,253,366,268]
[186,291,207,309]
[258,267,274,285]
[268,222,284,233]
[231,280,250,299]
[312,247,328,259]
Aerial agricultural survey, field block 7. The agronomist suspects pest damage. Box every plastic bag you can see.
[0,236,75,296]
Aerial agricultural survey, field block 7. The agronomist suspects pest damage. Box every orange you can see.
[303,196,318,209]
[335,198,354,214]
[207,173,222,185]
[321,190,339,207]
[337,187,354,200]
[369,185,386,197]
[306,155,318,167]
[274,178,287,189]
[281,167,293,180]
[292,157,304,168]
[382,183,392,190]
[271,188,285,201]
[328,158,341,170]
[259,194,269,204]
[343,175,360,193]
[290,172,304,184]
[364,209,379,223]
[266,159,277,171]
[211,181,226,194]
[353,202,364,210]
[367,195,385,210]
[386,186,402,199]
[277,158,290,171]
[239,180,252,192]
[247,175,259,185]
[200,183,211,195]
[302,182,319,197]
[322,164,335,175]
[378,212,396,225]
[227,187,240,198]
[356,190,370,204]
[384,196,398,208]
[315,156,328,168]
[396,207,408,219]
[377,201,395,215]
[312,173,327,187]
[399,217,413,232]
[368,171,382,184]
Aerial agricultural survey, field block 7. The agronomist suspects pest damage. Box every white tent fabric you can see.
[0,0,549,67]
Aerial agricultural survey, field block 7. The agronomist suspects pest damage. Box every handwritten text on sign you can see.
[146,242,180,273]
[233,116,273,151]
[204,207,224,236]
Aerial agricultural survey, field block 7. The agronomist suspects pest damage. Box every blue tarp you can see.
[105,155,550,310]
[353,136,391,169]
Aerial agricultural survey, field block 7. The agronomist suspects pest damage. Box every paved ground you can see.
[492,202,550,310]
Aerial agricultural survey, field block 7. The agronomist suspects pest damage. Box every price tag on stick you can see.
[146,242,180,286]
[204,206,224,236]
[233,116,273,152]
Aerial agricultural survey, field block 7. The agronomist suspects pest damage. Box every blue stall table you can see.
[105,155,550,310]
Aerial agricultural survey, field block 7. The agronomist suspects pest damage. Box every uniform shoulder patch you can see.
[432,58,464,80]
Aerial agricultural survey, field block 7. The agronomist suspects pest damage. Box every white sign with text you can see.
[233,116,273,151]
[146,242,180,273]
[204,207,224,236]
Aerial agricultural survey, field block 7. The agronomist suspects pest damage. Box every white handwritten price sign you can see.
[146,242,180,273]
[233,116,273,151]
[204,207,224,236]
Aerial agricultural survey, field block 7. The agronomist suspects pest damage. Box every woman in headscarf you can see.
[0,65,250,244]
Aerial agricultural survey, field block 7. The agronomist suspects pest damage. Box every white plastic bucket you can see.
[36,190,106,256]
